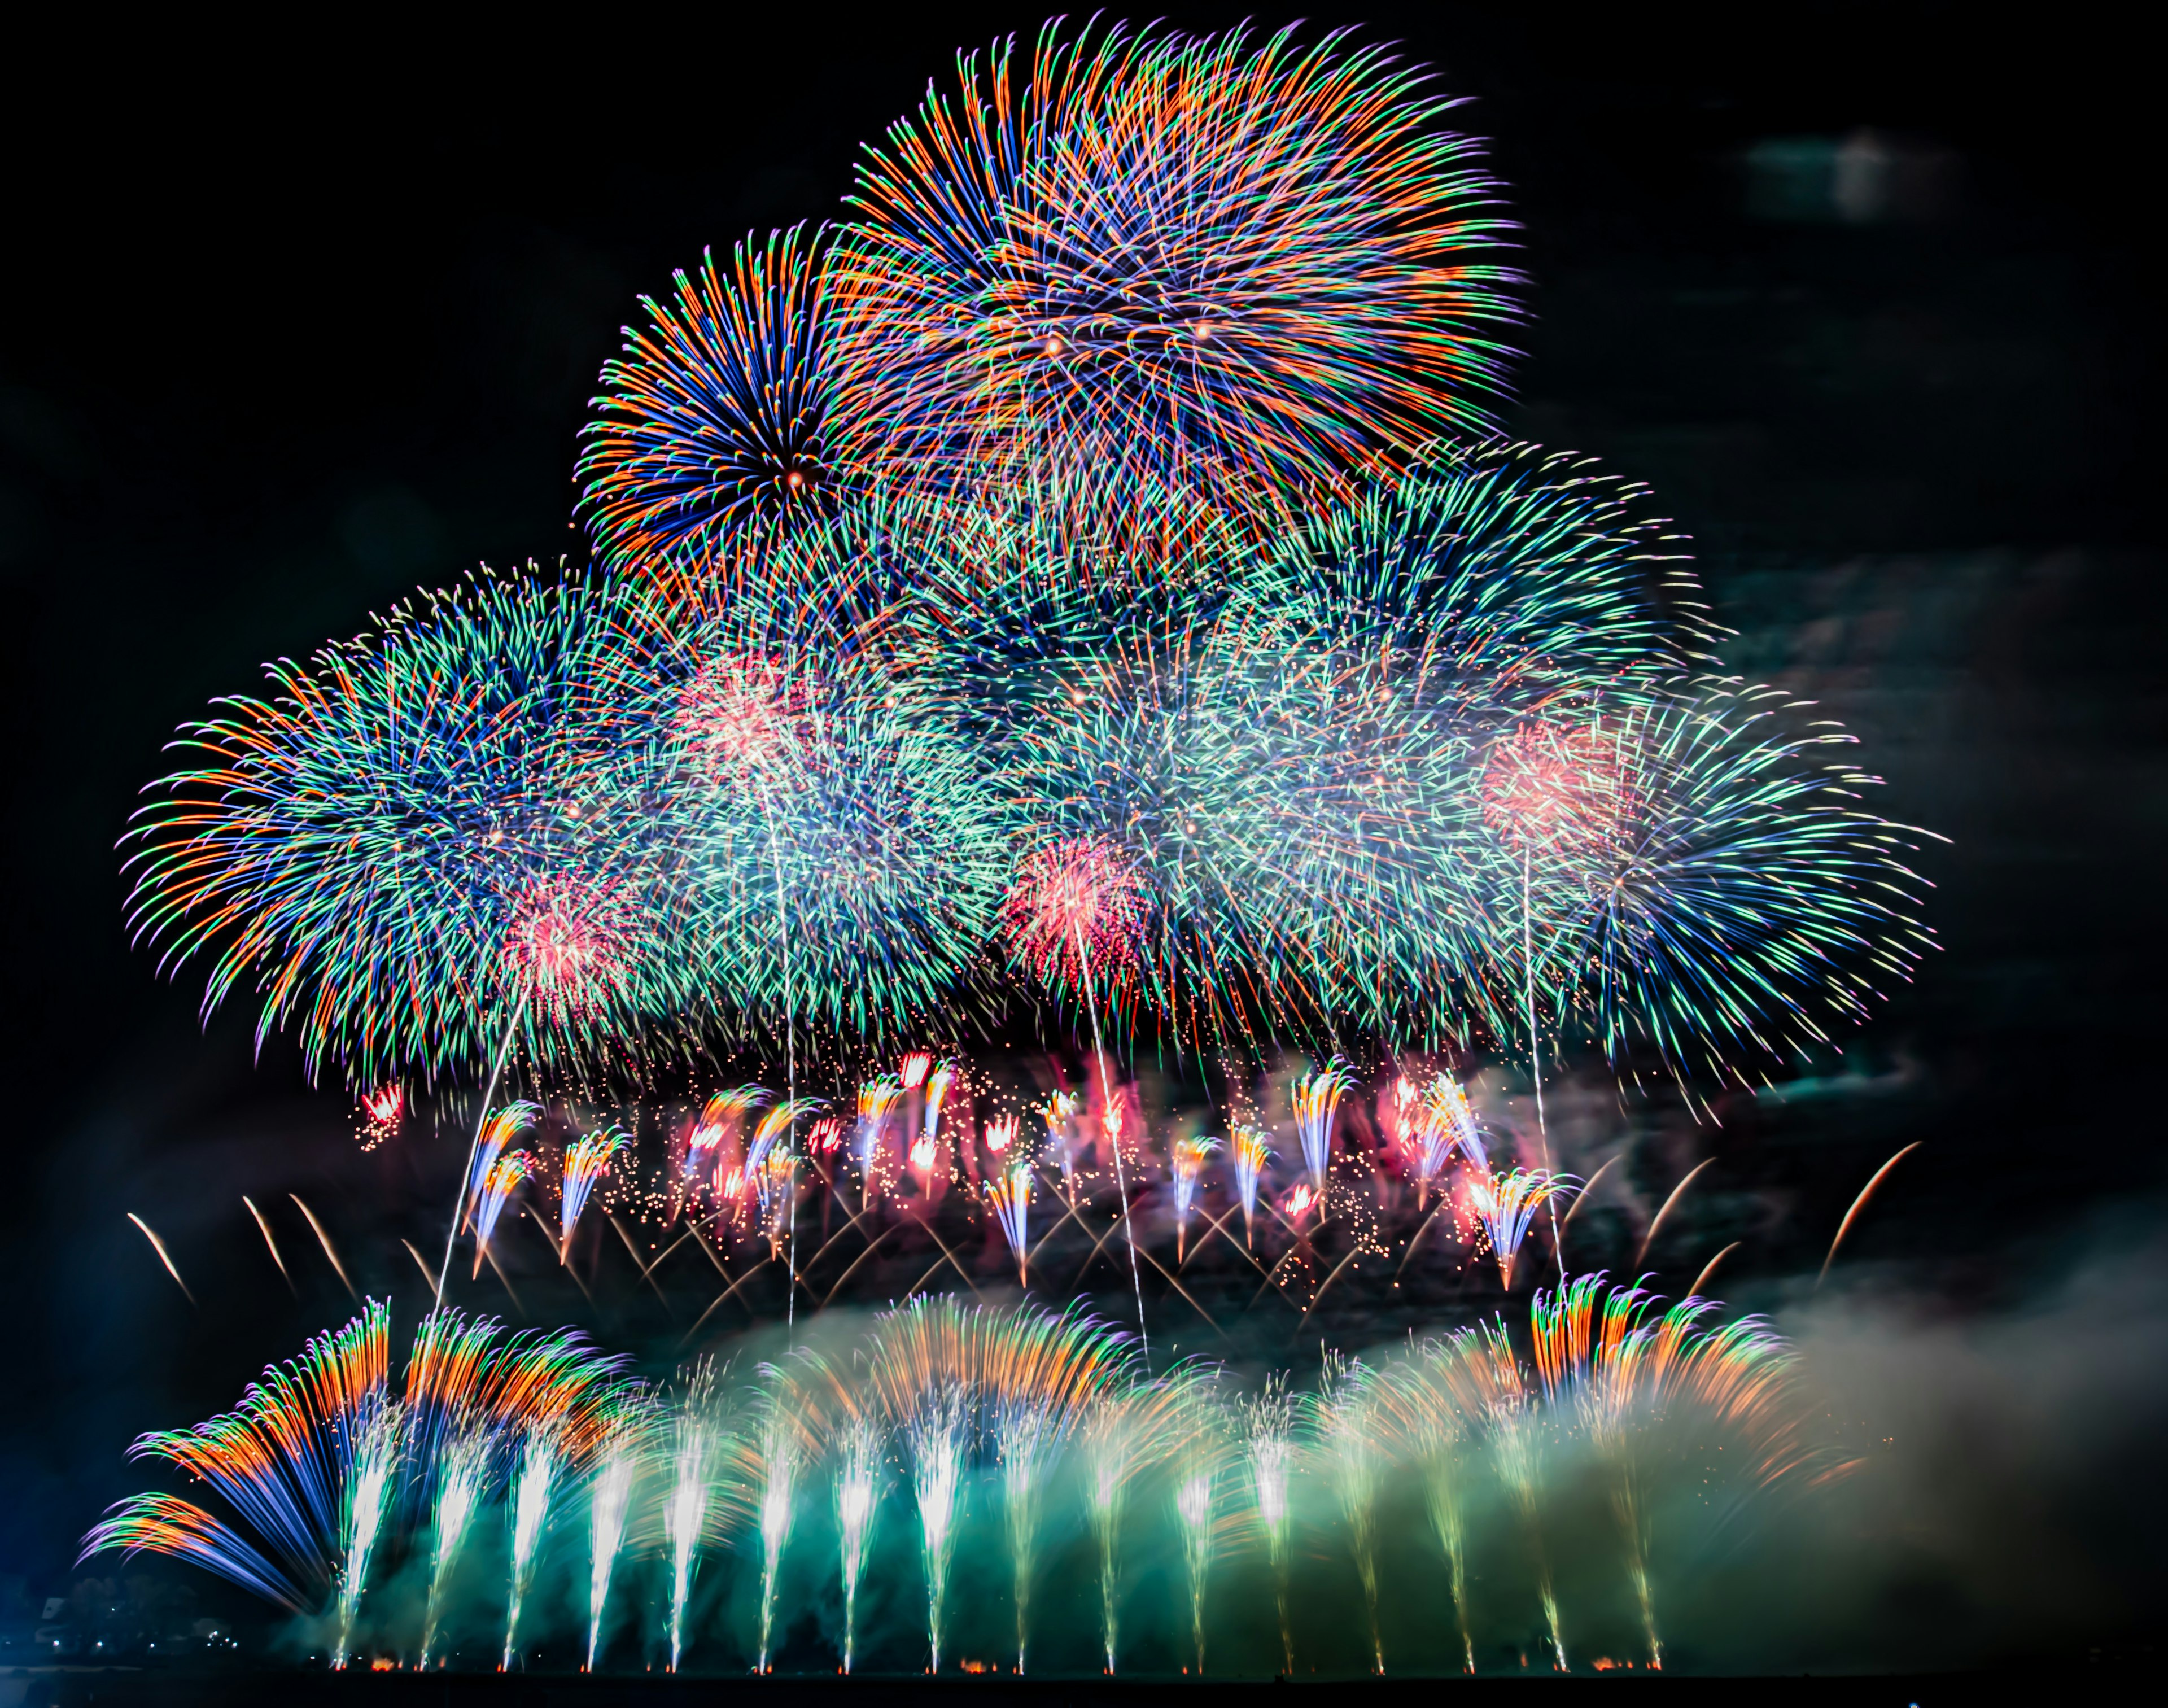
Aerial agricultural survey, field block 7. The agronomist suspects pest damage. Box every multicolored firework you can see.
[470,1152,534,1279]
[1292,1058,1357,1195]
[834,19,1518,525]
[1467,1167,1578,1288]
[999,833,1147,1007]
[558,1129,625,1258]
[581,225,853,565]
[986,1161,1033,1285]
[1231,1125,1271,1247]
[1170,1133,1219,1260]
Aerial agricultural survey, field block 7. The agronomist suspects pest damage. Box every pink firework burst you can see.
[1480,720,1640,867]
[674,651,812,783]
[999,835,1146,997]
[504,875,636,1024]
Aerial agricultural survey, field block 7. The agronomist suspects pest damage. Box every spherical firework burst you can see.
[123,570,684,1086]
[999,833,1147,1011]
[580,224,853,567]
[833,19,1519,528]
[1256,438,1712,725]
[1487,680,1939,1091]
[598,578,1011,1046]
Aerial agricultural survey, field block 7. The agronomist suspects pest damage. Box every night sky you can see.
[2,3,2160,1668]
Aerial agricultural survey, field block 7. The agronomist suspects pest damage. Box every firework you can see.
[1171,1374,1229,1674]
[1467,1167,1577,1290]
[1489,682,1937,1098]
[1373,1345,1476,1672]
[1292,1058,1356,1196]
[1079,1376,1185,1673]
[741,1374,809,1674]
[1170,1133,1220,1261]
[419,1423,492,1667]
[1314,1354,1388,1672]
[580,225,856,566]
[126,1212,194,1305]
[984,1112,1020,1158]
[986,1161,1033,1285]
[124,570,684,1088]
[854,1076,902,1207]
[833,1412,884,1674]
[662,1361,722,1672]
[1239,1375,1300,1675]
[584,1395,649,1671]
[501,1426,560,1669]
[1231,1126,1271,1247]
[558,1129,626,1259]
[999,833,1146,1008]
[470,1152,534,1279]
[834,19,1518,527]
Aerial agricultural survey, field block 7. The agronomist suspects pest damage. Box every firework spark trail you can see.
[126,1213,195,1305]
[241,1196,295,1295]
[1636,1156,1715,1268]
[1819,1142,1924,1286]
[1231,1126,1271,1248]
[559,1129,626,1260]
[421,1423,493,1667]
[833,1414,883,1674]
[1240,1376,1300,1676]
[287,1195,357,1301]
[855,1076,902,1209]
[501,1426,560,1670]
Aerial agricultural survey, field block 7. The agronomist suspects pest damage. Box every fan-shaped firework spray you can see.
[558,1129,624,1259]
[741,1379,805,1674]
[501,1425,560,1670]
[1291,1059,1356,1198]
[986,1161,1032,1286]
[835,19,1518,526]
[335,1399,400,1667]
[1314,1355,1388,1672]
[1375,1343,1476,1672]
[584,1396,648,1672]
[1461,1322,1565,1670]
[470,1152,533,1279]
[1231,1127,1270,1248]
[1468,1168,1577,1290]
[1169,1370,1229,1675]
[662,1362,722,1672]
[581,225,855,565]
[1170,1133,1218,1261]
[1079,1383,1181,1672]
[833,1413,883,1674]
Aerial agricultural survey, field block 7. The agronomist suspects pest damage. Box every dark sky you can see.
[1,2,2160,1648]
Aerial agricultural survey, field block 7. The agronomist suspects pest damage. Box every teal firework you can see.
[1487,681,1939,1091]
[122,570,687,1086]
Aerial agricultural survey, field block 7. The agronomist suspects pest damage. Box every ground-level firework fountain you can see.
[83,1286,1837,1677]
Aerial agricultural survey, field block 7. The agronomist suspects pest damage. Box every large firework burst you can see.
[123,570,683,1085]
[833,19,1520,528]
